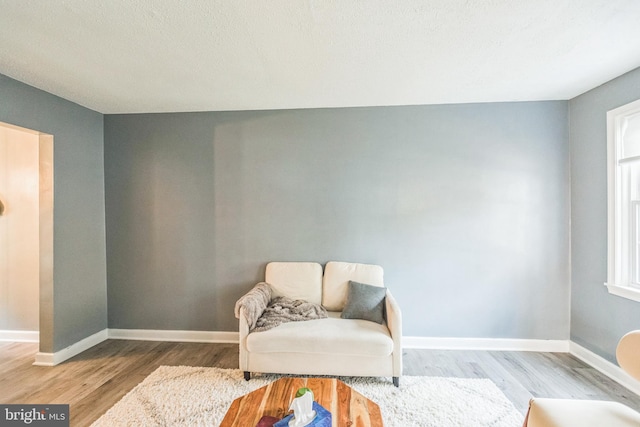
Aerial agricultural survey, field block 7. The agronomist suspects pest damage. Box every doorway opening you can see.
[0,121,53,351]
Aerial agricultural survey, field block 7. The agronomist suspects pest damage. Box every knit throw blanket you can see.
[254,296,328,332]
[235,282,272,330]
[235,282,328,332]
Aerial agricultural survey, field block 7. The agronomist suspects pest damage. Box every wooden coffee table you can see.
[220,377,383,426]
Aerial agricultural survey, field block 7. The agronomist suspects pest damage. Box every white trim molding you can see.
[605,282,640,302]
[402,336,569,352]
[23,329,640,398]
[0,330,39,342]
[108,329,239,344]
[33,329,109,366]
[32,330,568,365]
[31,328,239,366]
[570,341,640,396]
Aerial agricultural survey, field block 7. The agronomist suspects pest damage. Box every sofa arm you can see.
[238,306,251,371]
[385,289,403,377]
[236,282,272,373]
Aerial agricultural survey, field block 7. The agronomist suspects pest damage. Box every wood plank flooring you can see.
[1,340,640,426]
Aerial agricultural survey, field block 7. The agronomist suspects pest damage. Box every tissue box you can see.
[273,402,331,427]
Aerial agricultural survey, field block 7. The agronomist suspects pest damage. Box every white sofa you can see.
[235,261,403,386]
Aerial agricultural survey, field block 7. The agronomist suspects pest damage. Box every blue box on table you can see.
[273,401,331,427]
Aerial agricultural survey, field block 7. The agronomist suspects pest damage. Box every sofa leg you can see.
[393,376,400,387]
[244,371,251,381]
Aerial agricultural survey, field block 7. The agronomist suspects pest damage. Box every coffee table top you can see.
[220,377,383,427]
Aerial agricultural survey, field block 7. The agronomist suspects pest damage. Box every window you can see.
[606,98,640,302]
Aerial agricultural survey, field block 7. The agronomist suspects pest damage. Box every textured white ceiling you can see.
[1,0,639,114]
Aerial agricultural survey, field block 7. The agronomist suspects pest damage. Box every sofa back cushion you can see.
[265,262,323,305]
[322,261,384,311]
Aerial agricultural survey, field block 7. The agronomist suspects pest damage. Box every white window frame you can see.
[606,98,640,302]
[632,200,640,286]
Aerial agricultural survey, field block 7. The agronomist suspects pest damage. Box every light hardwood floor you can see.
[2,340,640,426]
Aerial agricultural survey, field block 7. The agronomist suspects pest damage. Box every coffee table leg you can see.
[244,371,251,381]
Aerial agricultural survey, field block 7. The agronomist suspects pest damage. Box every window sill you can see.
[605,283,640,303]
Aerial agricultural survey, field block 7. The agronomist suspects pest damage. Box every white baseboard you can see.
[33,329,109,366]
[0,330,39,342]
[35,332,567,362]
[108,329,239,344]
[31,328,238,366]
[403,336,570,352]
[108,331,565,352]
[403,337,640,396]
[29,328,639,400]
[569,341,640,396]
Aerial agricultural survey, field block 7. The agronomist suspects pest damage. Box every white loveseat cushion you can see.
[322,261,384,311]
[246,312,393,357]
[265,262,323,305]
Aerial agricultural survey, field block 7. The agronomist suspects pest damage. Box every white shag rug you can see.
[92,366,524,427]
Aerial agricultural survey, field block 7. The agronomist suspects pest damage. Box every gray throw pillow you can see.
[340,280,386,324]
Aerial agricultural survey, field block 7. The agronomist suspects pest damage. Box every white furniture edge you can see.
[569,341,640,396]
[0,329,39,342]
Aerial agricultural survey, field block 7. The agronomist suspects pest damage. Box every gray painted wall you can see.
[0,74,107,352]
[105,102,570,337]
[570,67,640,363]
